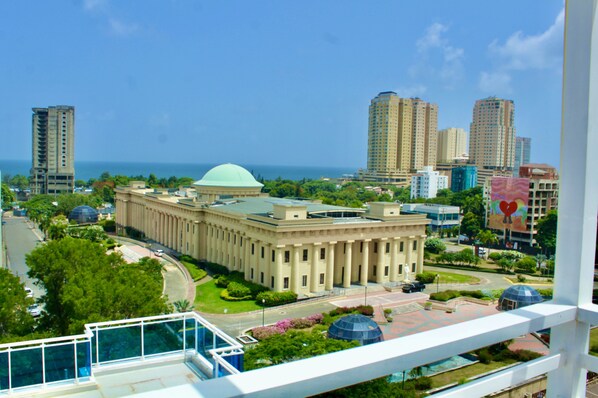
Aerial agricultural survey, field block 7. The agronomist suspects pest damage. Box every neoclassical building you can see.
[115,164,429,296]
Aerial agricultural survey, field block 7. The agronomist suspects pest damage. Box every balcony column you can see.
[310,243,321,292]
[360,240,370,286]
[325,242,336,291]
[343,241,354,288]
[291,244,301,293]
[390,238,398,282]
[547,1,598,395]
[376,239,386,283]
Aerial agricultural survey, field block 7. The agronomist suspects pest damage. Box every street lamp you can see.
[436,274,440,293]
[261,298,265,326]
[364,285,368,306]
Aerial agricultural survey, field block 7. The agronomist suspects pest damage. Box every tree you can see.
[1,183,16,209]
[424,238,446,254]
[173,299,193,313]
[536,210,558,254]
[9,174,29,191]
[47,215,69,240]
[461,212,481,240]
[476,230,499,247]
[0,269,35,339]
[26,238,170,335]
[515,257,537,273]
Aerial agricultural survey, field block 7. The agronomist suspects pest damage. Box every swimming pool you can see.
[388,354,478,382]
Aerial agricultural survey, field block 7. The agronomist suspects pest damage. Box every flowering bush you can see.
[251,325,285,340]
[306,313,323,324]
[274,318,293,332]
[290,317,314,329]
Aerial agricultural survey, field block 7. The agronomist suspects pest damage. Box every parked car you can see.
[24,287,33,298]
[27,304,41,317]
[154,249,164,257]
[402,281,426,293]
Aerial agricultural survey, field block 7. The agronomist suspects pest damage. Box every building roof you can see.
[328,314,384,345]
[498,285,543,310]
[210,197,362,217]
[193,164,264,188]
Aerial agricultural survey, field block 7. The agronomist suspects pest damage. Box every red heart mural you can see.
[499,201,518,217]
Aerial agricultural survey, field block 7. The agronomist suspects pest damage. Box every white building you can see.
[410,166,448,199]
[402,203,460,232]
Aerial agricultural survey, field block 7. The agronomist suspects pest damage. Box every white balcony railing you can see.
[134,1,598,397]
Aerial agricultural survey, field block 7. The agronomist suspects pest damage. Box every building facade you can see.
[451,165,478,192]
[367,92,438,175]
[30,105,75,195]
[115,164,429,296]
[469,97,516,182]
[514,137,532,177]
[410,166,448,199]
[402,203,460,232]
[437,127,467,163]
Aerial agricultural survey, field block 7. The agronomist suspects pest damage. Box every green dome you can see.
[194,163,264,188]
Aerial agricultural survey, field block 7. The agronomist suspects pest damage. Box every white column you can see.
[547,1,598,396]
[310,243,321,292]
[292,244,301,293]
[390,238,398,282]
[275,247,284,291]
[325,242,336,291]
[244,237,251,278]
[360,240,370,286]
[376,239,385,283]
[343,241,353,288]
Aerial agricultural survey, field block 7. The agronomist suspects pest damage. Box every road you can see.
[2,212,45,297]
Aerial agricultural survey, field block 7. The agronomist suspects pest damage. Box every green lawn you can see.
[194,280,262,314]
[429,360,517,388]
[435,271,480,284]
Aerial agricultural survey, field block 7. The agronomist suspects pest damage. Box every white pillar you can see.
[547,1,598,396]
[343,241,353,288]
[390,238,398,282]
[310,243,321,292]
[292,244,301,293]
[360,240,370,286]
[325,242,336,291]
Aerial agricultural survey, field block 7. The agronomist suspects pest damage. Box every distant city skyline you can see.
[0,1,563,169]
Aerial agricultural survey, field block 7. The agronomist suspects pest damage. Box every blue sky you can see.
[0,1,564,169]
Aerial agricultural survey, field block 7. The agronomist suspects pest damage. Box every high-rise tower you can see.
[30,105,75,195]
[437,127,467,163]
[367,92,437,174]
[469,97,516,172]
[514,137,532,177]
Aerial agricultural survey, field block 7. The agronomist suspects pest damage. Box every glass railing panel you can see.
[144,320,184,356]
[185,318,196,351]
[11,347,43,389]
[0,351,8,391]
[76,341,91,378]
[44,343,75,383]
[97,326,141,363]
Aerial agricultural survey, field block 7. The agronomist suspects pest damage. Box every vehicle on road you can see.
[154,249,164,257]
[24,287,33,298]
[27,304,41,317]
[402,281,426,293]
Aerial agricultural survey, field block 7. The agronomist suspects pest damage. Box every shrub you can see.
[429,292,451,301]
[537,288,553,298]
[355,305,374,316]
[413,376,432,390]
[416,272,437,284]
[488,252,502,262]
[215,275,230,288]
[516,256,537,272]
[512,349,542,362]
[384,308,392,315]
[477,348,493,364]
[203,262,230,276]
[256,291,297,307]
[424,238,446,254]
[517,274,527,283]
[290,317,314,329]
[459,290,484,299]
[275,318,294,332]
[306,313,324,324]
[181,260,207,281]
[220,289,252,301]
[251,326,284,340]
[227,281,252,298]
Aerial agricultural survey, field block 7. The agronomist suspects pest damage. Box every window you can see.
[320,273,324,284]
[413,241,417,250]
[400,242,404,252]
[284,250,290,263]
[302,275,307,287]
[360,242,363,252]
[320,248,325,260]
[283,277,289,289]
[261,247,264,258]
[412,262,416,271]
[374,242,378,253]
[302,249,308,261]
[260,272,264,283]
[373,266,377,276]
[385,242,390,253]
[399,264,403,274]
[384,266,389,276]
[228,233,230,242]
[251,244,255,255]
[234,235,236,244]
[271,276,274,288]
[250,268,254,279]
[240,237,243,247]
[272,250,275,262]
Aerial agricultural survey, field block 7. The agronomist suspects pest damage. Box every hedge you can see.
[227,281,252,298]
[216,272,269,298]
[416,272,437,284]
[220,289,252,301]
[181,260,207,281]
[429,289,485,302]
[256,291,297,307]
[328,305,374,317]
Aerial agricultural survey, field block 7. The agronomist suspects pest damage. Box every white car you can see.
[27,304,41,317]
[24,287,33,298]
[154,249,164,257]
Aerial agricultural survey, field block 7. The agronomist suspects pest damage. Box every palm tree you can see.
[476,229,499,248]
[173,299,194,313]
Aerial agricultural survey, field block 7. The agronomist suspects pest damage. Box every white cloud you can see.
[395,84,427,98]
[479,8,563,93]
[413,23,464,89]
[83,0,107,11]
[479,71,512,94]
[108,18,139,36]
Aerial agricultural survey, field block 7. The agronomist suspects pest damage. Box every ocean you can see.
[0,159,359,182]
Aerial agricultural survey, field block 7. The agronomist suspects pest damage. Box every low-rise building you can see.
[115,164,429,296]
[402,203,460,232]
[410,166,448,199]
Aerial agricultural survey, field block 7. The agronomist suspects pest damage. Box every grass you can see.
[590,328,598,355]
[435,271,480,284]
[428,359,517,388]
[194,280,262,314]
[180,260,207,281]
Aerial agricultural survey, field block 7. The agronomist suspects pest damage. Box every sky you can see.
[0,1,564,169]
